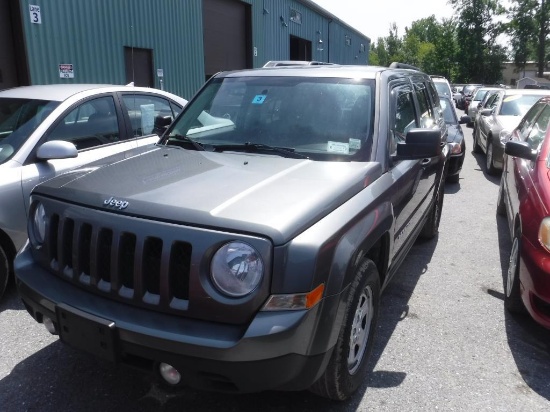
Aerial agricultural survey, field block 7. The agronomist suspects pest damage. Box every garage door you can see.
[203,0,251,80]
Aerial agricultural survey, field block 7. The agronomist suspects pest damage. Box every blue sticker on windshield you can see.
[252,95,267,104]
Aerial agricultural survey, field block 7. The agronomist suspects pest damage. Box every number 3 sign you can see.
[29,5,42,24]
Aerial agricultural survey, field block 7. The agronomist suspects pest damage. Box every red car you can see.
[497,95,550,328]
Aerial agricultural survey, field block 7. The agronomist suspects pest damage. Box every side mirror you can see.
[396,129,442,159]
[505,141,537,161]
[153,115,173,135]
[459,115,471,125]
[480,108,493,116]
[36,140,78,160]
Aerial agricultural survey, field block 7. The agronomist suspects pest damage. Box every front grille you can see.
[46,213,191,313]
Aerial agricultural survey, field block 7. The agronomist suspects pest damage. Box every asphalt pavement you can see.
[1,124,550,411]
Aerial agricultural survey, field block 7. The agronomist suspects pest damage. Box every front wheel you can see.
[0,246,9,301]
[496,178,506,217]
[309,259,380,401]
[421,176,445,239]
[473,128,482,153]
[505,233,526,313]
[486,140,498,175]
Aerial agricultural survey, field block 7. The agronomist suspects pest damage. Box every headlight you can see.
[449,142,462,154]
[499,129,512,144]
[210,242,264,297]
[31,202,47,245]
[539,217,550,252]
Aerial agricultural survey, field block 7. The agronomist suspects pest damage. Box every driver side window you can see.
[47,96,120,150]
[390,85,417,153]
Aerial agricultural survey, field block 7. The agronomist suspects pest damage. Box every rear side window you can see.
[121,94,181,137]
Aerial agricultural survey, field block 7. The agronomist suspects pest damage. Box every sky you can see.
[310,0,456,43]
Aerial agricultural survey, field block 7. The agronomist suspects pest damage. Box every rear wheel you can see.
[0,246,9,301]
[309,259,380,401]
[505,233,526,313]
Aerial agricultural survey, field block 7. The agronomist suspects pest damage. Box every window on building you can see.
[345,36,351,46]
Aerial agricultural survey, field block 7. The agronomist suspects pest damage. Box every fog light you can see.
[159,363,181,385]
[43,317,58,335]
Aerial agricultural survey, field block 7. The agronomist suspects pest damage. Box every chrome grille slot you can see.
[43,211,192,314]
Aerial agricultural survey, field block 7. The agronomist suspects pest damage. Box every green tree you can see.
[507,0,538,73]
[450,0,506,82]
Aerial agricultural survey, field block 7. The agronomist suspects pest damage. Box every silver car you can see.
[466,86,502,127]
[473,88,550,174]
[0,84,187,299]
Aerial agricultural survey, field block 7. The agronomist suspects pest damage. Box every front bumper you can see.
[519,235,550,329]
[15,245,338,393]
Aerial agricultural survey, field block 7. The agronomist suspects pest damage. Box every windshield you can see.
[163,76,376,161]
[0,98,60,165]
[499,94,547,116]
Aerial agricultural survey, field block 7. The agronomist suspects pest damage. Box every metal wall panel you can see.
[18,0,370,99]
[19,0,205,99]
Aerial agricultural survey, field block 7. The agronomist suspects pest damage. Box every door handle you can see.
[421,158,430,166]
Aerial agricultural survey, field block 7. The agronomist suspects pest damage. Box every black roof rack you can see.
[263,60,335,68]
[389,62,421,71]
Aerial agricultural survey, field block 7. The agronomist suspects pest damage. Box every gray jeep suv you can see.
[15,63,448,401]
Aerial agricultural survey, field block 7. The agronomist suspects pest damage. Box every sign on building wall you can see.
[59,64,74,78]
[29,5,41,24]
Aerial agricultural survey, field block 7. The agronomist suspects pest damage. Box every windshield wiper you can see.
[209,142,309,159]
[165,134,205,151]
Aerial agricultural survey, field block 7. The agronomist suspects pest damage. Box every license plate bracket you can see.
[56,303,118,362]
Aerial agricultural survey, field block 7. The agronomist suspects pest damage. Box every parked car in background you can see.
[467,86,502,127]
[472,88,501,133]
[473,88,550,174]
[497,95,550,329]
[0,84,187,300]
[453,84,466,109]
[459,84,483,111]
[431,75,453,100]
[440,96,469,183]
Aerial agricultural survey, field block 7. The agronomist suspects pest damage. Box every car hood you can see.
[34,146,382,245]
[496,115,523,132]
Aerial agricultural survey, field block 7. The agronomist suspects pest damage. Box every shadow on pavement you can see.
[494,212,550,402]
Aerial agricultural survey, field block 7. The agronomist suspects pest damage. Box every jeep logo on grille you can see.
[103,196,129,210]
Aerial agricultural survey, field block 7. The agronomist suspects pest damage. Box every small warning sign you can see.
[59,64,74,78]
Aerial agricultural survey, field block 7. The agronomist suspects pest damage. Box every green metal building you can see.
[0,0,370,99]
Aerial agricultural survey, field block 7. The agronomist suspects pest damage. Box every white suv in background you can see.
[430,75,453,101]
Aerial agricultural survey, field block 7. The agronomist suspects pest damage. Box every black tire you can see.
[472,128,482,154]
[505,233,526,313]
[420,176,444,239]
[309,259,380,401]
[0,246,9,301]
[496,178,506,217]
[446,173,460,184]
[485,140,498,175]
